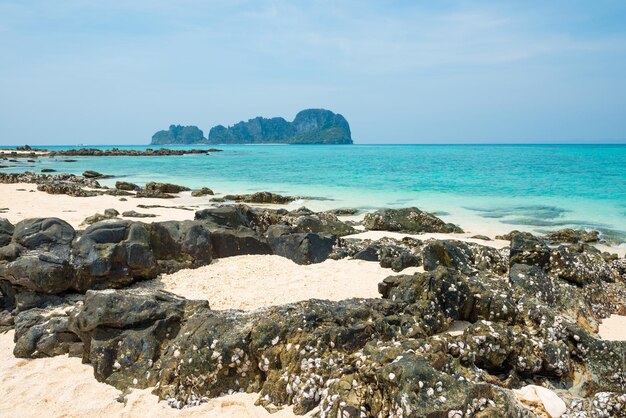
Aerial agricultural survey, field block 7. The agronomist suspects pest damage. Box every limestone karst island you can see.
[151,109,353,145]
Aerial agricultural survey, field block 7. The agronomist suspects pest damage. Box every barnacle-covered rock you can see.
[363,207,463,233]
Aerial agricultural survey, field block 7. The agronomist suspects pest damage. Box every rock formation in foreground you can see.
[0,205,625,417]
[207,109,352,144]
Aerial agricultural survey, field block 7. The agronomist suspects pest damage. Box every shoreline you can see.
[1,180,623,257]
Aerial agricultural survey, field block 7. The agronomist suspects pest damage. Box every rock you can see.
[48,148,219,157]
[134,189,174,199]
[207,108,352,145]
[149,221,212,273]
[548,244,614,285]
[509,263,561,306]
[471,234,491,241]
[37,182,99,197]
[546,228,600,244]
[82,208,119,225]
[283,209,356,237]
[0,218,75,293]
[0,218,14,247]
[121,210,157,218]
[115,181,140,191]
[267,225,336,265]
[82,170,107,179]
[194,206,251,229]
[509,231,551,269]
[145,182,190,194]
[222,192,297,204]
[210,227,272,258]
[104,208,119,218]
[328,208,359,216]
[41,168,56,173]
[380,251,420,272]
[422,240,474,272]
[72,220,158,291]
[191,187,214,197]
[364,207,463,233]
[14,301,83,358]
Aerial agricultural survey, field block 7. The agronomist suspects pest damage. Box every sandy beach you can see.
[1,180,625,418]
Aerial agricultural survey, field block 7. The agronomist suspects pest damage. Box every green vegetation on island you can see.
[150,109,352,145]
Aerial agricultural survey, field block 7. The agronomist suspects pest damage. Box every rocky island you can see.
[151,125,206,145]
[150,109,353,145]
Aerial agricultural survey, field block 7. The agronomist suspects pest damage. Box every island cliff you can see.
[151,125,205,145]
[208,109,352,144]
[150,109,352,145]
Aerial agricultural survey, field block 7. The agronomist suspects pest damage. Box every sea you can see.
[2,144,625,245]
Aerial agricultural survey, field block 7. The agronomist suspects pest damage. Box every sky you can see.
[0,0,625,145]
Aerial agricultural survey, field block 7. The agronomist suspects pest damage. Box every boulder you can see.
[222,192,297,204]
[72,220,158,291]
[546,228,600,244]
[509,231,551,269]
[548,244,614,285]
[82,170,106,179]
[37,182,99,197]
[144,182,190,194]
[363,207,463,233]
[0,218,75,293]
[283,209,356,237]
[121,210,157,218]
[115,181,140,191]
[191,187,214,197]
[210,227,272,258]
[149,221,212,273]
[0,218,14,247]
[267,225,336,265]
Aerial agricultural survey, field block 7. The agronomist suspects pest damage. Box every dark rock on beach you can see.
[222,192,298,204]
[546,228,600,244]
[115,181,140,191]
[121,210,157,218]
[363,207,463,233]
[48,147,220,157]
[1,204,625,417]
[145,182,190,194]
[191,187,214,197]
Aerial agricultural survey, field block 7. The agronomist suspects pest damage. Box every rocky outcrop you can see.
[363,207,463,233]
[207,109,352,145]
[222,192,298,204]
[546,228,600,244]
[151,125,206,145]
[11,251,624,416]
[191,187,214,197]
[2,210,625,417]
[47,148,220,156]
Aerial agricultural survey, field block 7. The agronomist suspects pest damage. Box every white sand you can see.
[0,330,309,418]
[0,183,201,228]
[136,254,421,310]
[598,314,626,341]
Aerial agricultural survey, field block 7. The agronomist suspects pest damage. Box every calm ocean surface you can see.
[3,144,626,244]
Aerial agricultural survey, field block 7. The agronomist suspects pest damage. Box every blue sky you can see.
[1,0,625,144]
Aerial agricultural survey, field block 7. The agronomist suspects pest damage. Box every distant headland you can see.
[150,108,352,145]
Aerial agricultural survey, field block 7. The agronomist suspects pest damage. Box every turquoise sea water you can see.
[2,144,626,244]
